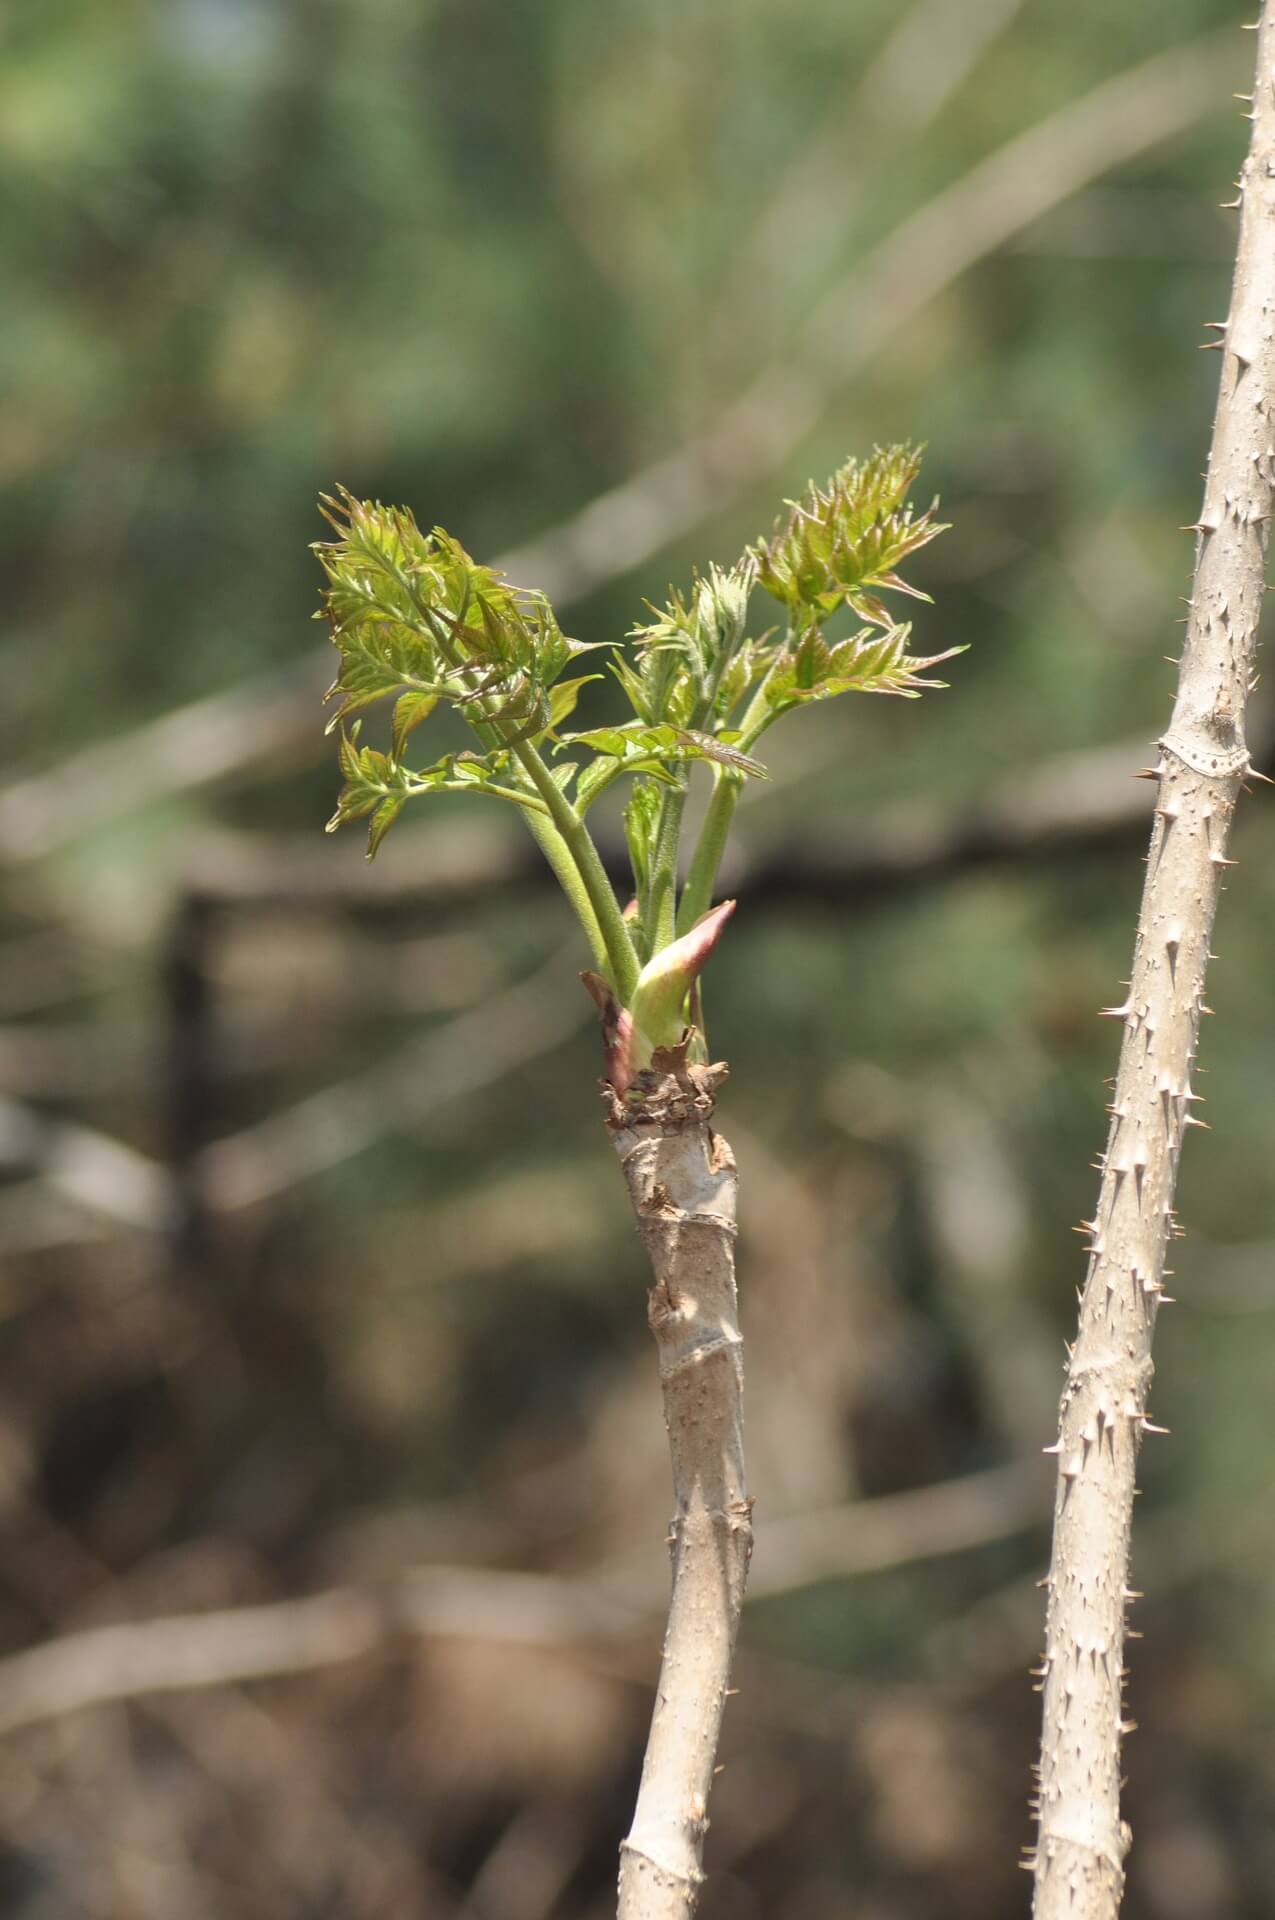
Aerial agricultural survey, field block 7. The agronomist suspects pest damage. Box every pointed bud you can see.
[630,900,737,1053]
[695,558,757,658]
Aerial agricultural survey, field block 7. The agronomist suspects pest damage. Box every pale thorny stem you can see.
[1031,17,1275,1916]
[608,1066,751,1920]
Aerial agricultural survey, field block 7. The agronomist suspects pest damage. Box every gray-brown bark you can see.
[606,1056,752,1920]
[1031,15,1275,1916]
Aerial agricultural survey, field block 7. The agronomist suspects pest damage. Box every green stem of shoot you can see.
[676,669,783,935]
[646,781,688,955]
[423,612,638,1001]
[676,771,739,936]
[512,740,640,1003]
[521,806,611,974]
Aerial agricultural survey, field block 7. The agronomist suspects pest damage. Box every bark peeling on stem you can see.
[1031,16,1275,1916]
[605,1051,751,1920]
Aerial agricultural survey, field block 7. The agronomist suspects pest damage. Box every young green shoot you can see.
[316,444,958,1074]
[316,444,957,1920]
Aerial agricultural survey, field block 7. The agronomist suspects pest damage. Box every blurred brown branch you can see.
[0,1091,182,1234]
[160,730,1193,916]
[178,726,1208,913]
[196,939,588,1212]
[0,943,589,1230]
[0,1462,1041,1740]
[0,725,1234,1234]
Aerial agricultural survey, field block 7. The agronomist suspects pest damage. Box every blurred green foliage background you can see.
[2,1,1274,1916]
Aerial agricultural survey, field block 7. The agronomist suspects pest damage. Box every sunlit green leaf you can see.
[390,690,438,759]
[531,673,601,744]
[366,794,407,859]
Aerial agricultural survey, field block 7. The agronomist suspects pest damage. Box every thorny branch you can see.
[1031,15,1275,1916]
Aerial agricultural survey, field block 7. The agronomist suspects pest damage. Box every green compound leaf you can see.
[316,489,597,743]
[562,722,768,816]
[322,623,449,735]
[316,451,958,940]
[565,722,766,775]
[620,559,758,725]
[326,731,545,859]
[753,444,948,627]
[631,559,755,671]
[326,731,412,835]
[763,624,966,712]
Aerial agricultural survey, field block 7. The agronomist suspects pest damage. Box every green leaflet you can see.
[763,624,966,711]
[390,690,439,759]
[531,673,602,744]
[326,730,544,859]
[366,794,407,859]
[322,626,452,734]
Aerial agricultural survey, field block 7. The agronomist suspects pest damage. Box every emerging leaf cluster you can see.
[615,559,765,733]
[318,487,594,748]
[754,444,948,630]
[317,447,959,1050]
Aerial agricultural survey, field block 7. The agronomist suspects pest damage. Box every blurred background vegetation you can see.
[2,0,1274,1914]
